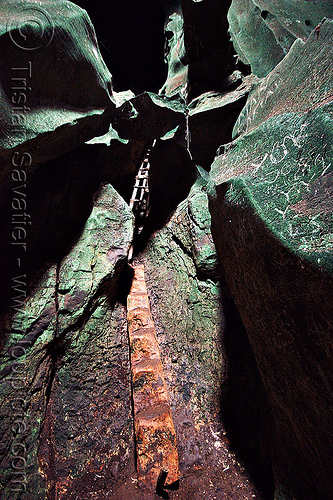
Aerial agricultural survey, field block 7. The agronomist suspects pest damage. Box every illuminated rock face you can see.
[209,18,333,500]
[228,0,333,77]
[1,0,333,499]
[0,0,114,201]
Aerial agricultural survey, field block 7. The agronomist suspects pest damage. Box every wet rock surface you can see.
[0,0,332,499]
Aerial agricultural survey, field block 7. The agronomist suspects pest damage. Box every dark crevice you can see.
[114,263,134,307]
[171,233,219,281]
[38,263,60,500]
[132,140,196,255]
[74,0,168,94]
[221,292,275,499]
[171,233,193,259]
[235,59,251,76]
[187,93,248,170]
[181,0,237,98]
[44,262,60,411]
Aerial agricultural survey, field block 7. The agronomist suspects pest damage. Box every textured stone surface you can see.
[159,4,188,96]
[57,184,133,330]
[228,0,333,78]
[251,0,333,41]
[0,86,146,315]
[213,108,333,273]
[209,18,333,500]
[234,19,333,139]
[1,0,333,498]
[0,185,133,499]
[38,300,133,500]
[0,175,265,499]
[228,0,284,77]
[213,21,333,272]
[138,177,265,499]
[113,91,186,142]
[210,188,333,499]
[0,0,114,203]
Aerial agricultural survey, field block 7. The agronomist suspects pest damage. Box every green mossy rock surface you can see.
[251,0,333,40]
[1,0,333,498]
[212,107,333,273]
[212,20,333,272]
[209,17,333,500]
[228,0,285,77]
[0,185,133,499]
[159,6,188,96]
[0,0,114,203]
[228,0,333,77]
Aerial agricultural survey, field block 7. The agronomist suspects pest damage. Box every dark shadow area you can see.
[0,145,114,318]
[210,189,333,499]
[130,138,196,256]
[0,133,194,345]
[181,0,236,98]
[221,292,275,499]
[114,263,134,307]
[187,94,248,170]
[74,0,168,94]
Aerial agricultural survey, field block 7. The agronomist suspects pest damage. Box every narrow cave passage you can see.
[3,1,332,499]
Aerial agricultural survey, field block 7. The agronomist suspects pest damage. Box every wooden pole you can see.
[127,264,179,492]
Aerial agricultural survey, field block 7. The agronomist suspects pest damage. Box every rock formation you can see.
[0,1,332,499]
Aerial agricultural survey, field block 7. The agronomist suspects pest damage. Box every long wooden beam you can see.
[127,264,179,492]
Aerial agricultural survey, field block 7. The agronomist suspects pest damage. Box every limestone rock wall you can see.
[0,1,332,500]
